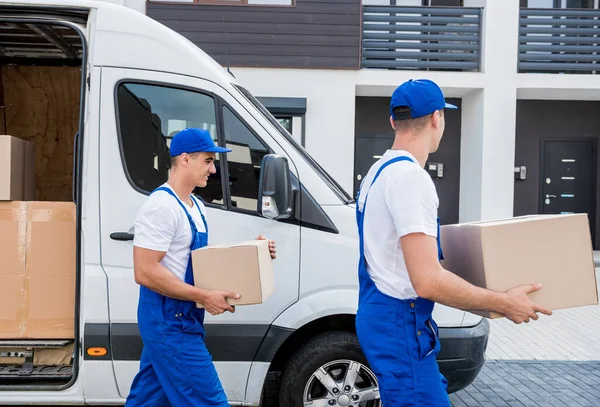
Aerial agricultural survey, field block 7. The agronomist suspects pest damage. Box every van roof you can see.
[1,0,238,87]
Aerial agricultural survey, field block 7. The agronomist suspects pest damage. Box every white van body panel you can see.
[245,362,270,406]
[0,379,84,405]
[81,361,122,403]
[110,361,251,403]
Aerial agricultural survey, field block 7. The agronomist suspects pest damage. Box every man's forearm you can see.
[419,265,509,314]
[137,263,205,303]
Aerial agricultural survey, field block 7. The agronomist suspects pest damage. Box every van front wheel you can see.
[278,331,381,407]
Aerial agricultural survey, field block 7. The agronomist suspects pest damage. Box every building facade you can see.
[113,0,600,248]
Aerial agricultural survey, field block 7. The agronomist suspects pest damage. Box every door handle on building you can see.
[546,194,556,199]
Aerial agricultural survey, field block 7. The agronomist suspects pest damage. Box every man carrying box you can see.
[125,128,276,407]
[355,79,552,407]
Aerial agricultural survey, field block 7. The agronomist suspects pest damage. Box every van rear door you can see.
[97,67,300,403]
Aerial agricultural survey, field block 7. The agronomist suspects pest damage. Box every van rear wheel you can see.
[278,331,381,407]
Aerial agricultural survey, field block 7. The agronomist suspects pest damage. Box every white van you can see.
[0,1,489,405]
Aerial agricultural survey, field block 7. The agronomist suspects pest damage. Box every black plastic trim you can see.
[278,173,339,234]
[83,324,112,361]
[95,323,286,362]
[254,325,295,363]
[437,318,490,394]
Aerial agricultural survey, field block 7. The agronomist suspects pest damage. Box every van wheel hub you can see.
[303,359,381,407]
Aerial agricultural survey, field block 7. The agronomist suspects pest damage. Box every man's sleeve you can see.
[384,168,439,239]
[133,201,178,252]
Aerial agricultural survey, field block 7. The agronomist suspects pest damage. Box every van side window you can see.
[222,106,270,212]
[116,83,225,205]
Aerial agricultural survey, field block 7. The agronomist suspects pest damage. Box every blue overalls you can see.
[355,156,450,407]
[125,187,229,407]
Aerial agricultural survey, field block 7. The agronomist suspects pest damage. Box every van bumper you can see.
[437,318,490,394]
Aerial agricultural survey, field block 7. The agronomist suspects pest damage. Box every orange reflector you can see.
[87,347,108,357]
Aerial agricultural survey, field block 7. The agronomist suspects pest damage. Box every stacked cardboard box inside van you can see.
[0,135,76,342]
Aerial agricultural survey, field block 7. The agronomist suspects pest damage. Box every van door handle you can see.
[110,232,134,241]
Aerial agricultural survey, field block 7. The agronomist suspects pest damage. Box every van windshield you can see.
[233,84,353,204]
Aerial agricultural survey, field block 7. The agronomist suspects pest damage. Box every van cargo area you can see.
[0,13,85,386]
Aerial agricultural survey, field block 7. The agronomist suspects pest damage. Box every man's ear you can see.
[431,110,441,128]
[390,115,396,130]
[179,153,189,166]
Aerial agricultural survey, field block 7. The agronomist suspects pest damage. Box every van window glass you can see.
[116,83,225,205]
[222,106,270,212]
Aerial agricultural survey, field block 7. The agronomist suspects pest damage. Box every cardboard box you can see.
[0,135,35,201]
[191,240,274,307]
[439,214,599,319]
[0,201,76,339]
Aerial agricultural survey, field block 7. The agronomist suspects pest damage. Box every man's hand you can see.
[199,290,240,316]
[256,234,277,259]
[501,284,553,324]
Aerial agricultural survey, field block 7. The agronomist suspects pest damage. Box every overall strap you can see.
[190,194,208,234]
[359,156,415,215]
[356,156,415,256]
[152,186,198,235]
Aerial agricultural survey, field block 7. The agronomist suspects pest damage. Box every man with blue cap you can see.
[355,79,551,406]
[125,128,276,407]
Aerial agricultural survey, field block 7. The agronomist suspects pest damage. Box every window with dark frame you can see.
[116,83,226,205]
[221,106,271,212]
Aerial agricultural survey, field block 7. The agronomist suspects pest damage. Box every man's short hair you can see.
[393,106,440,133]
[170,151,202,168]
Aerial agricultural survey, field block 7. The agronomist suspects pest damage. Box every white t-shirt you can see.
[133,183,208,281]
[357,150,439,300]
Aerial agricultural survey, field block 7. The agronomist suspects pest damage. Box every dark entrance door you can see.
[353,136,393,197]
[541,140,596,242]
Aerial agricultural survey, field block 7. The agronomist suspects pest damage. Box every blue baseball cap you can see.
[169,128,231,157]
[390,79,457,120]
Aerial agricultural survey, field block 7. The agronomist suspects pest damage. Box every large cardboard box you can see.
[439,214,599,319]
[191,240,274,307]
[0,201,76,339]
[0,135,35,201]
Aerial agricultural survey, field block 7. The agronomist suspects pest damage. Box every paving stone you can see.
[450,361,600,407]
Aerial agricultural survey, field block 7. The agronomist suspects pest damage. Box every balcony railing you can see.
[519,8,600,74]
[361,6,482,71]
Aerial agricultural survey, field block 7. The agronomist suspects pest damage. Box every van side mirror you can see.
[257,154,293,220]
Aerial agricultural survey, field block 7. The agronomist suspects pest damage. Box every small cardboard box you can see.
[191,239,274,307]
[439,214,599,319]
[0,135,35,201]
[0,201,76,339]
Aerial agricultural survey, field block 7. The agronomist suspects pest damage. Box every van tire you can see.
[278,331,379,407]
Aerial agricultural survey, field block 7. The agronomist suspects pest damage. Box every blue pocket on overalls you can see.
[415,315,439,361]
[175,303,205,335]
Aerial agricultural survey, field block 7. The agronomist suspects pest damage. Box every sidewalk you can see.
[485,268,600,361]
